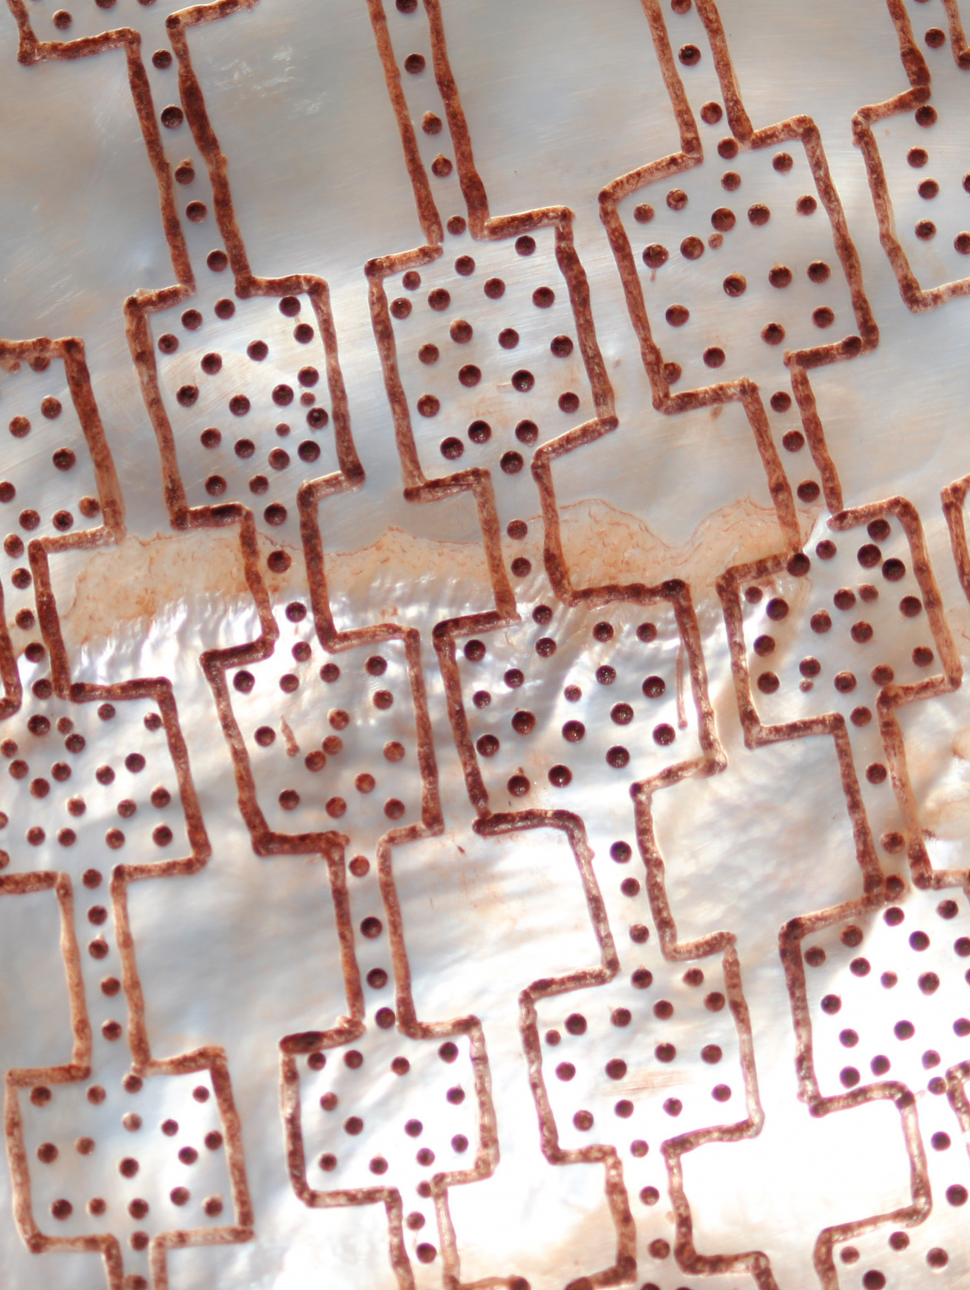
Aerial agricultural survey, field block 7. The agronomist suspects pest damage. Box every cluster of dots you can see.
[0,704,176,859]
[902,121,970,251]
[49,0,164,34]
[389,238,582,468]
[747,522,935,752]
[544,945,732,1140]
[157,292,330,528]
[807,901,970,1104]
[30,1076,226,1251]
[838,1242,951,1286]
[235,604,410,823]
[635,152,834,377]
[463,614,675,798]
[0,394,101,532]
[307,1032,478,1266]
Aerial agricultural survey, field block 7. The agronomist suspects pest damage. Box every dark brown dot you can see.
[916,219,936,239]
[913,645,934,667]
[611,702,633,726]
[417,394,440,418]
[797,480,820,502]
[511,710,536,736]
[643,243,669,269]
[483,277,506,301]
[909,147,929,168]
[174,162,194,185]
[722,170,741,191]
[711,207,735,232]
[507,775,530,797]
[797,195,818,214]
[802,263,831,290]
[720,272,747,299]
[634,202,655,222]
[681,236,704,261]
[915,105,938,128]
[918,178,939,200]
[161,105,183,129]
[851,622,873,643]
[717,136,738,159]
[207,249,228,272]
[501,451,524,473]
[956,232,970,254]
[665,304,689,327]
[704,346,725,367]
[762,322,786,346]
[769,265,791,288]
[548,764,571,787]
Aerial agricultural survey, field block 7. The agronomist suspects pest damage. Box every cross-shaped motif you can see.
[428,545,783,1286]
[278,827,509,1290]
[0,673,254,1290]
[5,0,363,562]
[365,0,616,617]
[780,883,970,1287]
[717,498,961,891]
[0,331,253,1287]
[600,0,877,530]
[855,0,970,311]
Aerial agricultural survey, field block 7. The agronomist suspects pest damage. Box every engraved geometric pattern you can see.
[3,0,970,1288]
